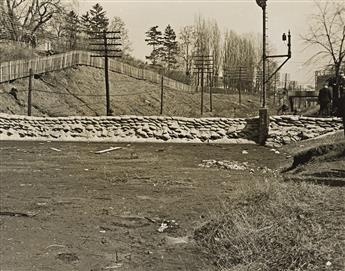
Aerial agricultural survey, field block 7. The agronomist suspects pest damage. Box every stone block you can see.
[161,133,171,141]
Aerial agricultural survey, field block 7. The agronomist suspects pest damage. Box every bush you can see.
[195,179,345,270]
[0,41,38,62]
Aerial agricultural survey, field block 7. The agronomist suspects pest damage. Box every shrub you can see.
[0,41,38,62]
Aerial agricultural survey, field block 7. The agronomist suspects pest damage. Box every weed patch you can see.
[195,179,345,270]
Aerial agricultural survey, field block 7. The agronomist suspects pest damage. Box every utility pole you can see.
[224,66,249,104]
[238,66,243,105]
[201,60,204,115]
[194,54,213,115]
[273,73,277,105]
[160,74,164,115]
[209,71,213,112]
[90,30,122,116]
[28,68,33,116]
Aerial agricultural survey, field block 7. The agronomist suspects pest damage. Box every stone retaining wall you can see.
[0,114,259,144]
[267,116,343,147]
[0,114,342,146]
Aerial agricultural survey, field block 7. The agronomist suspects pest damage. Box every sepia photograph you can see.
[0,0,344,270]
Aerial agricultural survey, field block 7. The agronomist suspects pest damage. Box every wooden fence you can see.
[0,50,193,92]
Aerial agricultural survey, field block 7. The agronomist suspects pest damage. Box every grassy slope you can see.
[195,177,345,270]
[282,131,345,185]
[195,133,345,270]
[0,66,279,118]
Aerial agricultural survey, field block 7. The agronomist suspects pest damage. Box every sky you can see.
[74,0,336,86]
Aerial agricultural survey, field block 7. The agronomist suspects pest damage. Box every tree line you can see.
[144,16,263,91]
[1,0,343,94]
[0,1,131,54]
[0,0,275,92]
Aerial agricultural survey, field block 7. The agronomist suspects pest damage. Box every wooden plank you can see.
[95,147,122,154]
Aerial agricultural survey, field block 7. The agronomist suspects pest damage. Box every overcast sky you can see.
[76,0,334,86]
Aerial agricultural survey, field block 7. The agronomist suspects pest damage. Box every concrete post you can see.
[259,108,269,145]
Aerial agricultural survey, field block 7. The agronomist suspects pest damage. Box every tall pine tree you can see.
[162,25,178,70]
[80,12,91,35]
[145,26,163,66]
[64,11,79,49]
[81,3,108,36]
[89,3,108,33]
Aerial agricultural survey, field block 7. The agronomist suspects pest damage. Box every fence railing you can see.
[0,50,193,92]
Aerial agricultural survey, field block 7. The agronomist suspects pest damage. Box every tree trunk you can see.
[333,63,341,114]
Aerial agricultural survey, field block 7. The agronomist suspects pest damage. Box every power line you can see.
[0,88,150,97]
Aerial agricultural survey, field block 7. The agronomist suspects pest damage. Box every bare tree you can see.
[179,25,195,76]
[194,15,210,55]
[303,1,345,96]
[47,7,66,39]
[1,0,62,45]
[222,31,257,91]
[109,16,132,55]
[209,20,221,87]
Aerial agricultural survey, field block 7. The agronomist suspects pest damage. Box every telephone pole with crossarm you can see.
[89,30,122,116]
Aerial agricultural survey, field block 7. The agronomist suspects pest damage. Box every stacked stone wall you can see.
[0,114,259,144]
[267,116,343,147]
[0,114,342,146]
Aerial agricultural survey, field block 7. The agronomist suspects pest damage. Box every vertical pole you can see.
[209,68,213,112]
[28,68,33,116]
[262,4,267,108]
[238,67,242,105]
[200,56,204,115]
[104,31,110,116]
[259,1,269,145]
[160,74,164,115]
[196,68,200,92]
[273,73,277,105]
[267,59,270,97]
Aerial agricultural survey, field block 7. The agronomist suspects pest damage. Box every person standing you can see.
[318,84,332,117]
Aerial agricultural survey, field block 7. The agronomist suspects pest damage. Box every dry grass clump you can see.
[195,179,345,270]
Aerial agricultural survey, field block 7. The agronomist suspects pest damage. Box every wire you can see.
[0,88,151,97]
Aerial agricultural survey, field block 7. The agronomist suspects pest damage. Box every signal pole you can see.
[262,2,267,108]
[90,30,122,116]
[256,0,292,145]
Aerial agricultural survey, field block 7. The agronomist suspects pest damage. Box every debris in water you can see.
[0,211,36,217]
[165,236,189,245]
[50,147,62,152]
[95,147,122,154]
[199,160,249,171]
[158,223,168,233]
[157,219,179,233]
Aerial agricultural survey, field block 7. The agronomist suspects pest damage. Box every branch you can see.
[321,6,337,64]
[338,25,345,62]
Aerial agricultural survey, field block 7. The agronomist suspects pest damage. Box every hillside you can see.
[0,66,279,118]
[282,131,345,186]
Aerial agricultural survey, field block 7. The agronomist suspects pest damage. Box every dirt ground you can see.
[0,141,288,271]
